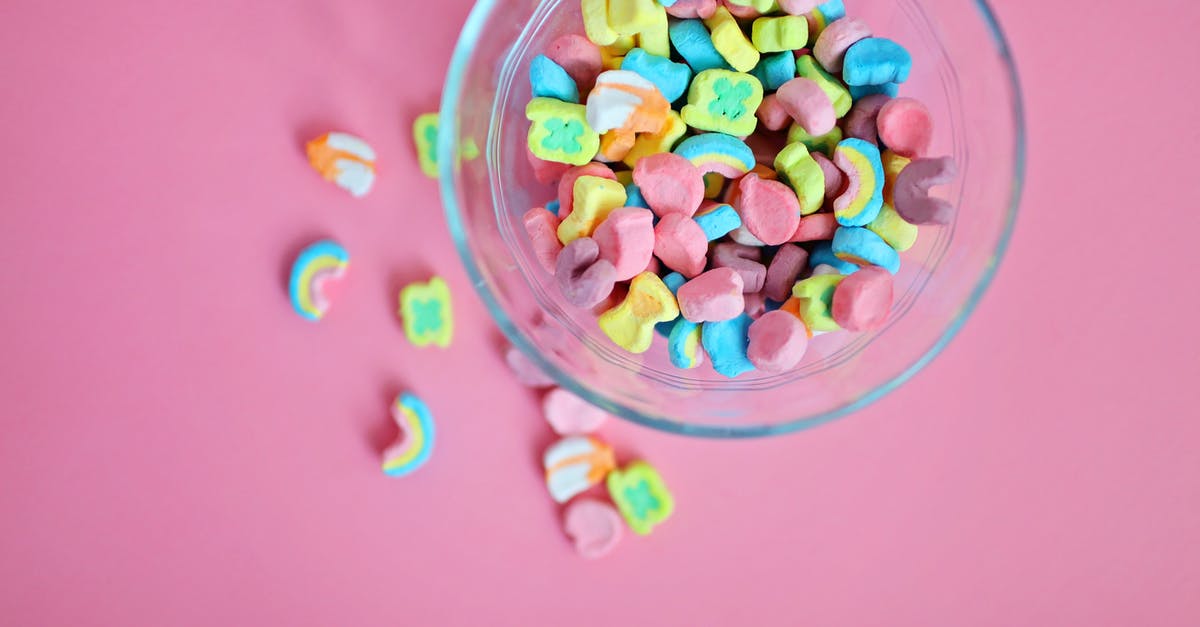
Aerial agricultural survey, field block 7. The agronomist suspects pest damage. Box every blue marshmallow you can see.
[810,241,860,275]
[815,0,846,22]
[529,55,580,103]
[842,38,912,86]
[546,199,561,214]
[694,203,742,241]
[668,19,733,73]
[655,272,688,338]
[749,51,796,92]
[625,183,650,209]
[622,48,694,103]
[667,319,703,369]
[849,82,899,100]
[832,227,901,274]
[702,314,757,379]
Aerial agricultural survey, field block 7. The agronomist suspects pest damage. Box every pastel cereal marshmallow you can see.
[812,152,846,203]
[673,133,756,178]
[608,0,662,36]
[812,16,871,73]
[598,272,681,353]
[894,156,957,225]
[702,313,757,378]
[735,173,803,246]
[558,175,627,244]
[763,243,810,302]
[831,265,894,331]
[382,393,436,477]
[795,54,852,117]
[711,242,766,293]
[778,0,822,15]
[775,77,836,137]
[677,267,746,323]
[623,110,687,167]
[704,6,761,72]
[667,319,705,369]
[876,97,933,158]
[749,51,798,92]
[774,142,826,215]
[789,212,839,243]
[607,461,675,535]
[586,70,672,135]
[756,94,792,132]
[545,34,604,93]
[593,206,656,281]
[832,138,885,226]
[842,37,913,86]
[399,277,455,348]
[809,240,860,275]
[751,15,809,53]
[747,310,810,373]
[544,436,617,504]
[668,18,732,72]
[664,0,719,19]
[832,226,901,274]
[556,237,619,308]
[843,93,890,145]
[557,162,617,217]
[581,0,619,45]
[653,213,709,278]
[523,207,563,274]
[632,152,706,217]
[530,54,581,103]
[543,387,609,435]
[526,97,601,165]
[305,132,376,198]
[621,48,694,102]
[563,498,624,559]
[694,202,743,241]
[790,273,844,332]
[289,240,349,322]
[681,69,764,136]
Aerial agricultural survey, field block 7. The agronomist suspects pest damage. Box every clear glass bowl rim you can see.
[438,0,1027,439]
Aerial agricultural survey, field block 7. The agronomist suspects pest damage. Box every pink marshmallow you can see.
[894,156,958,225]
[775,78,836,136]
[722,0,762,19]
[632,152,705,218]
[811,152,845,203]
[747,310,810,373]
[756,94,792,132]
[544,34,603,94]
[831,265,894,331]
[777,0,820,15]
[812,17,872,73]
[744,290,768,319]
[711,242,766,293]
[877,97,934,159]
[523,207,563,274]
[653,213,709,278]
[735,173,803,246]
[789,212,839,242]
[677,268,746,323]
[843,94,890,145]
[557,163,617,218]
[763,244,809,302]
[592,207,656,281]
[563,498,623,560]
[665,0,719,19]
[543,388,608,435]
[527,143,571,185]
[556,237,618,308]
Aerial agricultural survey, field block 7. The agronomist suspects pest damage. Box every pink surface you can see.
[1,1,1198,625]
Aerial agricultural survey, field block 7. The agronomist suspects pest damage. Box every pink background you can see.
[2,1,1198,625]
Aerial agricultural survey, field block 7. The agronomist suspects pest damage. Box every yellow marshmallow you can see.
[598,273,680,354]
[867,204,919,252]
[622,111,686,168]
[796,54,852,117]
[635,4,670,58]
[881,149,911,207]
[787,123,843,156]
[608,0,659,36]
[558,176,627,245]
[774,142,825,215]
[582,0,619,46]
[704,7,761,73]
[751,16,809,53]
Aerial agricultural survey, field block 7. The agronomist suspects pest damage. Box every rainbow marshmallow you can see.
[673,133,755,178]
[289,240,349,321]
[382,393,435,477]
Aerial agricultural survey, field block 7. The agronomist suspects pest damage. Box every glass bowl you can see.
[439,0,1025,437]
